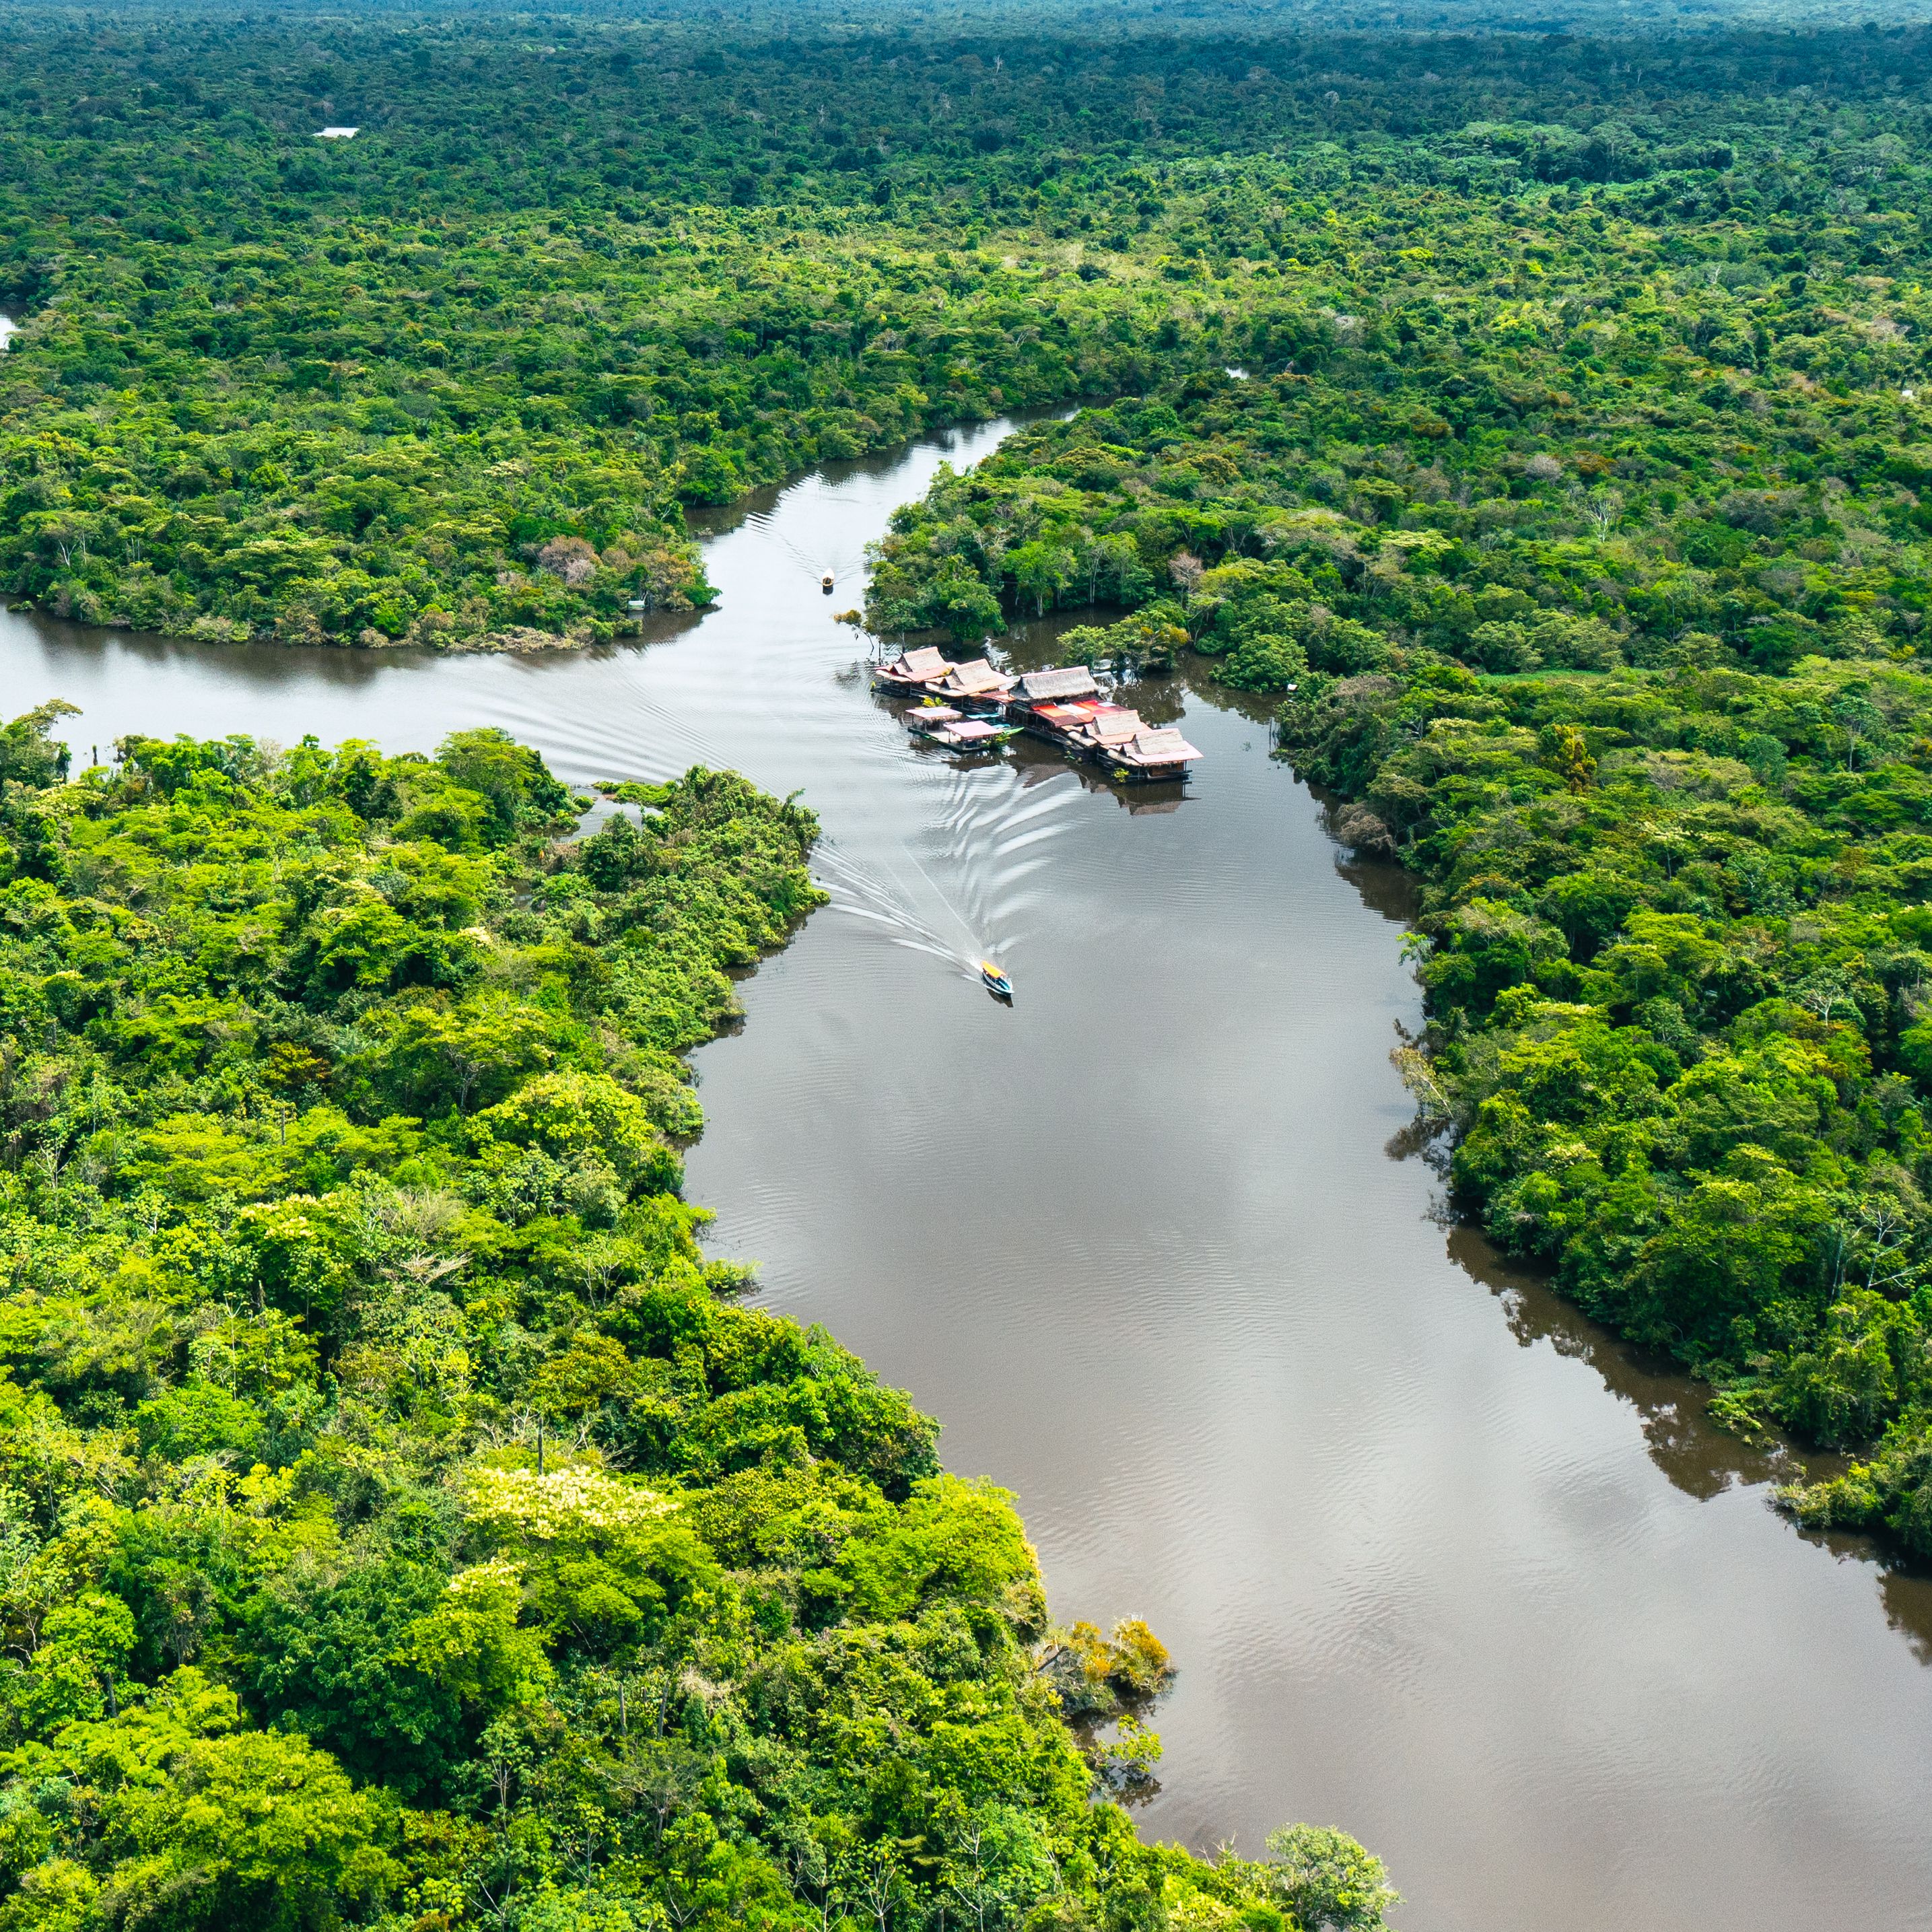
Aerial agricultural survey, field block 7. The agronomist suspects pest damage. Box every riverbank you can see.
[864,370,1932,1571]
[6,416,1931,1932]
[0,698,1389,1929]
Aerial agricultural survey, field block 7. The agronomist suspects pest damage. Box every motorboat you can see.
[979,959,1013,999]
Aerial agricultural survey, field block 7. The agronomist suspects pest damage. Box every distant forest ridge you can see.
[7,3,1932,646]
[16,7,1932,175]
[18,0,1932,36]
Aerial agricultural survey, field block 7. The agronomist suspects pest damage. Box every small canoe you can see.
[821,572,835,593]
[979,959,1013,998]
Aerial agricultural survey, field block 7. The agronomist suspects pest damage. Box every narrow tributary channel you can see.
[6,418,1931,1932]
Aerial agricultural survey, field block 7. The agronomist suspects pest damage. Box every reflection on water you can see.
[1448,1224,1932,1661]
[1449,1227,1800,1502]
[6,418,1932,1932]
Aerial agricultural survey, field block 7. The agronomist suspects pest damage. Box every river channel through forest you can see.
[5,415,1932,1932]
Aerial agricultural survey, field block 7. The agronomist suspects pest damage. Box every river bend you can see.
[5,419,1931,1932]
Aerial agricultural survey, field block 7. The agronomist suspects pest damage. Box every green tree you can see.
[1262,1826,1399,1931]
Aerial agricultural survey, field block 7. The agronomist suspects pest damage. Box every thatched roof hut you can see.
[1070,708,1144,749]
[875,645,956,690]
[1011,666,1101,703]
[932,658,1016,699]
[1112,726,1203,770]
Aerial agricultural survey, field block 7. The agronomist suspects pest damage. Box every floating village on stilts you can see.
[870,645,1204,785]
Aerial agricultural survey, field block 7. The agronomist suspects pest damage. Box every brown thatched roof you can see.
[1078,710,1143,745]
[1013,666,1100,701]
[936,658,1015,695]
[1118,727,1202,765]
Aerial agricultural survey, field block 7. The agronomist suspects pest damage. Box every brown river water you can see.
[4,417,1931,1932]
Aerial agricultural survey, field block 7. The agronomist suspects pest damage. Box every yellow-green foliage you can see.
[0,708,1364,1930]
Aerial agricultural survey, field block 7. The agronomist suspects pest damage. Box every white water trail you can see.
[813,837,971,971]
[761,512,868,593]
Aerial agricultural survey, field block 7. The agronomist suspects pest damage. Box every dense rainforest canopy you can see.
[15,0,1932,1921]
[0,704,1398,1931]
[9,7,1932,643]
[862,79,1932,1558]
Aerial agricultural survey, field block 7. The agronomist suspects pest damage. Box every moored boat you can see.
[907,706,1018,750]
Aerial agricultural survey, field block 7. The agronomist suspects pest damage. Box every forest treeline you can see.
[9,1,1932,1918]
[0,704,1395,1931]
[862,109,1932,1556]
[7,9,1932,644]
